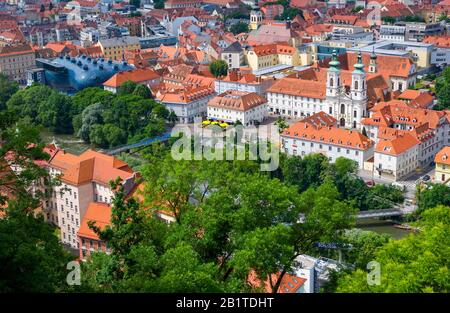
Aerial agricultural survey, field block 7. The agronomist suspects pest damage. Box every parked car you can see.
[422,174,431,182]
[366,180,375,187]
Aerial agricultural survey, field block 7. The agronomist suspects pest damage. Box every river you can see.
[357,218,412,239]
[40,129,92,155]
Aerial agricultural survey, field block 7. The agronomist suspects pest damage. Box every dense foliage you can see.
[335,206,450,292]
[75,149,357,292]
[5,83,169,148]
[435,66,450,110]
[0,98,72,292]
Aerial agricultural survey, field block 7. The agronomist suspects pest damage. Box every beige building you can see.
[96,36,140,61]
[41,146,138,249]
[435,146,450,185]
[0,44,36,84]
[246,43,300,71]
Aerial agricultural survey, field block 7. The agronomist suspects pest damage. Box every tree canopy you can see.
[209,60,228,78]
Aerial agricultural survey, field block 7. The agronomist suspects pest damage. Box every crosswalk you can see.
[395,180,417,189]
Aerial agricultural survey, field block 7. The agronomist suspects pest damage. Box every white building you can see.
[267,51,371,129]
[41,146,138,249]
[380,25,406,42]
[220,41,244,70]
[207,90,268,126]
[374,133,420,180]
[214,70,275,96]
[281,114,375,169]
[158,86,216,123]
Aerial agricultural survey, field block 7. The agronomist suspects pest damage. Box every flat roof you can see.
[252,64,293,76]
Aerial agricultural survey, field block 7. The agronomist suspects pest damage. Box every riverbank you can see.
[357,218,412,239]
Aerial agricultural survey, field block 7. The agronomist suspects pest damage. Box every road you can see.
[358,166,435,200]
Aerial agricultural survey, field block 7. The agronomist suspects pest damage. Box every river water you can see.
[357,218,411,239]
[40,129,92,155]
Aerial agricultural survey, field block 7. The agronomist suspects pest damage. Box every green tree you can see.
[37,92,73,134]
[103,124,128,148]
[118,80,138,95]
[336,206,450,292]
[77,102,104,142]
[133,84,152,99]
[230,22,249,35]
[417,183,450,215]
[0,114,72,292]
[209,60,228,78]
[0,73,18,110]
[274,116,288,134]
[435,66,450,110]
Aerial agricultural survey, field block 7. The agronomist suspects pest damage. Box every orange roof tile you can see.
[77,202,111,240]
[208,90,267,112]
[435,146,450,166]
[103,68,160,87]
[283,121,374,150]
[267,77,326,99]
[375,133,420,156]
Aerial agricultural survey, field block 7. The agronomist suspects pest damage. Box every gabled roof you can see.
[208,90,267,112]
[103,68,160,88]
[77,202,111,240]
[282,121,374,151]
[375,133,420,156]
[267,77,326,99]
[435,146,450,166]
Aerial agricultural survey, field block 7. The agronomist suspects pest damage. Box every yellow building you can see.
[96,36,140,61]
[435,146,450,185]
[246,44,300,71]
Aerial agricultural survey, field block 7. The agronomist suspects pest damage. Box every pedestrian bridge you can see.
[357,204,415,219]
[106,131,173,155]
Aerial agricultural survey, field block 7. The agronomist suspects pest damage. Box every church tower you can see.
[249,10,263,30]
[351,52,368,129]
[368,48,377,73]
[326,50,342,98]
[351,51,367,102]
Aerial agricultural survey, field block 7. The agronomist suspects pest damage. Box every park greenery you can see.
[4,79,169,149]
[435,66,450,110]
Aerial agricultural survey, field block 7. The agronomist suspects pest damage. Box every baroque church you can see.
[267,49,391,129]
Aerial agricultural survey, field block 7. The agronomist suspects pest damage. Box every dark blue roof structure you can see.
[36,55,134,93]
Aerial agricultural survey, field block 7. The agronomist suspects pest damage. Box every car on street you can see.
[366,180,375,187]
[421,174,431,182]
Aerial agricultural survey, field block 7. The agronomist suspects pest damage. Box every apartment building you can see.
[246,43,300,71]
[214,70,275,96]
[41,145,138,249]
[362,100,450,168]
[96,36,140,61]
[0,44,36,84]
[220,41,244,70]
[157,86,216,123]
[435,146,450,185]
[281,113,374,169]
[374,133,420,180]
[207,90,268,126]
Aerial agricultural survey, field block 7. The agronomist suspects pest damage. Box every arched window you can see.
[340,104,345,114]
[354,80,359,90]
